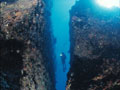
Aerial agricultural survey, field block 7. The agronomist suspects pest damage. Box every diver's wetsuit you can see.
[60,52,66,72]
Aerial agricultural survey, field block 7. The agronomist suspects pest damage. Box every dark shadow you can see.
[0,39,24,70]
[0,39,25,89]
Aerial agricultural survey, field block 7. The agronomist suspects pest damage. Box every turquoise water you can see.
[51,0,76,90]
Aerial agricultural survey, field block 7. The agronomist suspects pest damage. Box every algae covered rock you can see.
[0,0,55,90]
[67,0,120,90]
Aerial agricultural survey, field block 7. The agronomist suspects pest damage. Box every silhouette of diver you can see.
[60,52,66,72]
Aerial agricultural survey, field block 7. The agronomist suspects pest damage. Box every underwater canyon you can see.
[0,0,120,90]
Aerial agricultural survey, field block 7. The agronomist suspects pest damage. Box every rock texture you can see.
[0,0,55,90]
[67,0,120,90]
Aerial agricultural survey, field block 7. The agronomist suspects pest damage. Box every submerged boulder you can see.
[67,0,120,90]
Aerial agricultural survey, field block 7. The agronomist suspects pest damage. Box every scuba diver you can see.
[60,52,66,72]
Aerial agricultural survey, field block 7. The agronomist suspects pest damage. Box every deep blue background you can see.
[51,0,76,90]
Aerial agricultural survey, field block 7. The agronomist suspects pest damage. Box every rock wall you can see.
[0,0,55,90]
[67,0,120,90]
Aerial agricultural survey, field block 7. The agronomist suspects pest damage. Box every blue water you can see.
[51,0,76,90]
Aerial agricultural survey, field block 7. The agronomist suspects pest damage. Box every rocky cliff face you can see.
[67,0,120,90]
[0,0,55,90]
